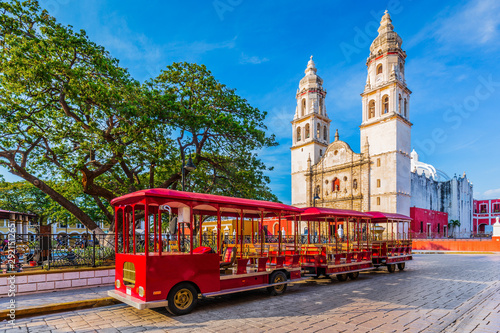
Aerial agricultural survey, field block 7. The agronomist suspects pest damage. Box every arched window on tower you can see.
[368,100,375,119]
[296,127,301,142]
[377,64,383,74]
[398,94,402,114]
[382,95,389,114]
[332,177,340,192]
[404,99,408,118]
[316,124,320,139]
[319,97,323,115]
[305,123,310,139]
[301,99,306,117]
[353,179,358,190]
[323,126,327,141]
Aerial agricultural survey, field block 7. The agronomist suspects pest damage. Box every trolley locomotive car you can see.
[108,189,305,315]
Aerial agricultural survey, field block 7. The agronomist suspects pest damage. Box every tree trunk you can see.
[8,159,104,234]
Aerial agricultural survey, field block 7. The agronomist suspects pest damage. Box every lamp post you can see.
[181,148,196,191]
[313,193,320,207]
[180,148,196,251]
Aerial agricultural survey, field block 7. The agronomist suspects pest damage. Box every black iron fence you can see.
[0,233,116,272]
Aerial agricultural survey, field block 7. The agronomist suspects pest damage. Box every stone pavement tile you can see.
[263,326,293,333]
[118,326,148,333]
[240,327,265,333]
[98,326,119,333]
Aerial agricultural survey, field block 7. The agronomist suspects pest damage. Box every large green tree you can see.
[0,1,278,232]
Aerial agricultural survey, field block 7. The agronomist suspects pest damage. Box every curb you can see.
[413,251,498,254]
[1,297,121,320]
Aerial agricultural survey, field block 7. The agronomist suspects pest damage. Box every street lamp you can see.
[180,148,196,251]
[313,193,320,207]
[181,148,196,191]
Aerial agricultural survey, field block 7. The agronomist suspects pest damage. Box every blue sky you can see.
[3,0,500,203]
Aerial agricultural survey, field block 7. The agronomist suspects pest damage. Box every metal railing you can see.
[0,233,116,272]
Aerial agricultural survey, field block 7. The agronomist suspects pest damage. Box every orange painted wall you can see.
[412,238,500,251]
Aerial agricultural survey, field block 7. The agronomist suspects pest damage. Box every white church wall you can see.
[361,120,397,155]
[410,172,440,211]
[396,120,411,154]
[410,172,473,236]
[291,172,308,207]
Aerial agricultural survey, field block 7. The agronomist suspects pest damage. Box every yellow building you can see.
[202,218,259,237]
[0,209,37,241]
[51,222,110,239]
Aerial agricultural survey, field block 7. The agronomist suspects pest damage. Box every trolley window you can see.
[123,262,136,287]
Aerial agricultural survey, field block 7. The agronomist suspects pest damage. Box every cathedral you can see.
[290,11,473,235]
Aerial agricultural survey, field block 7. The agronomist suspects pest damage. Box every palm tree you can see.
[448,220,461,238]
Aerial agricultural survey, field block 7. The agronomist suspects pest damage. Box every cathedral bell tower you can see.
[360,11,412,215]
[291,56,331,207]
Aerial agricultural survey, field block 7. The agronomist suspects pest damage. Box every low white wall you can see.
[0,268,115,296]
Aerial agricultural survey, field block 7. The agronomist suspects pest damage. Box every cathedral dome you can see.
[368,10,404,60]
[411,149,438,181]
[299,55,323,88]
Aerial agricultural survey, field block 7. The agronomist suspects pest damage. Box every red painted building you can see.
[261,217,295,235]
[473,199,500,233]
[410,207,448,238]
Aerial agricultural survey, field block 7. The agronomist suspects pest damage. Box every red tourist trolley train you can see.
[108,189,413,315]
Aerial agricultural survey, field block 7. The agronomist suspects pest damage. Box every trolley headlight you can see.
[138,286,145,297]
[115,279,121,288]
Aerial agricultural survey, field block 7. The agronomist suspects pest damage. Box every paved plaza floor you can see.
[0,286,113,310]
[4,254,500,332]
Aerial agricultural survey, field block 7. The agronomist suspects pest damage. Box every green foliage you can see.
[448,219,461,237]
[149,62,278,201]
[0,176,110,225]
[0,1,279,231]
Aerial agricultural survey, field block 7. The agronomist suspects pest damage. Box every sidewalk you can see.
[413,250,499,254]
[0,285,118,320]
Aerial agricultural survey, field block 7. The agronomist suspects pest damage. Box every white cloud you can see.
[68,7,237,80]
[442,136,481,154]
[479,188,500,199]
[239,53,269,64]
[265,106,293,140]
[435,0,500,46]
[406,0,500,52]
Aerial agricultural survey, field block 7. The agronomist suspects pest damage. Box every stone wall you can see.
[0,267,115,296]
[413,239,500,252]
[411,172,473,235]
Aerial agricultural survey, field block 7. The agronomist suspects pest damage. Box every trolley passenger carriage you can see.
[107,189,305,315]
[366,212,413,272]
[291,207,374,281]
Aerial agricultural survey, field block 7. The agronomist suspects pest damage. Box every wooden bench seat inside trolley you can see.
[299,244,324,256]
[218,245,300,275]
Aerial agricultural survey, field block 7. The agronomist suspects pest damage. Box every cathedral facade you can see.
[290,11,473,233]
[292,11,411,216]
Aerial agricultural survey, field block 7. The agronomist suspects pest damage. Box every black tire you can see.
[387,264,396,273]
[348,271,359,280]
[315,268,325,279]
[267,271,287,296]
[336,273,348,282]
[397,263,406,271]
[167,283,198,316]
